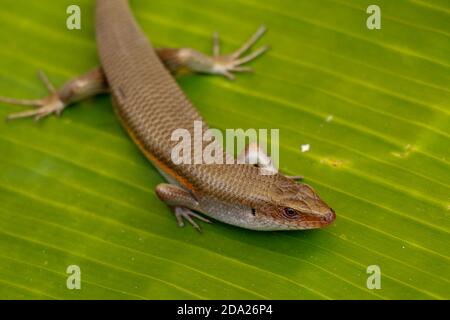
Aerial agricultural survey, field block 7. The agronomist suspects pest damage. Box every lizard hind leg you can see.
[0,68,108,121]
[156,25,269,80]
[207,25,269,80]
[0,71,64,121]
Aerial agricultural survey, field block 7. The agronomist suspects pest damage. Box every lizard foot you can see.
[210,25,269,80]
[0,70,65,121]
[173,207,212,233]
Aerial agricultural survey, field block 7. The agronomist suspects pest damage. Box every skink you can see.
[1,0,335,231]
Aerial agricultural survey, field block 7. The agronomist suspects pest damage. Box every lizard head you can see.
[254,175,336,230]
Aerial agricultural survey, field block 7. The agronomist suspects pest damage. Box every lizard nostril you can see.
[328,210,336,222]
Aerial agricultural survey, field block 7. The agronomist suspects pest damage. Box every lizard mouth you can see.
[300,208,336,229]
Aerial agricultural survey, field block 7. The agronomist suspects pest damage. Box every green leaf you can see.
[0,0,449,299]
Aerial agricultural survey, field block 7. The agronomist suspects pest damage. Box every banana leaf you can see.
[0,0,448,299]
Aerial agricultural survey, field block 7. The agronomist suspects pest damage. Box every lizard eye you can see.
[283,207,299,219]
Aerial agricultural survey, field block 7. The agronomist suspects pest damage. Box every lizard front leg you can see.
[155,183,211,232]
[238,142,304,180]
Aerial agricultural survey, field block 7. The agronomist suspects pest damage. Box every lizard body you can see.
[1,0,335,231]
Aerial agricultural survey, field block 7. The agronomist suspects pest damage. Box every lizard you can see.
[0,0,336,232]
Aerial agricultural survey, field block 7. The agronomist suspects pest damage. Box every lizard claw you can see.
[211,25,269,80]
[173,207,211,233]
[0,70,65,121]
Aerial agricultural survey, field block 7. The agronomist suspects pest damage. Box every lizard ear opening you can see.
[251,208,256,216]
